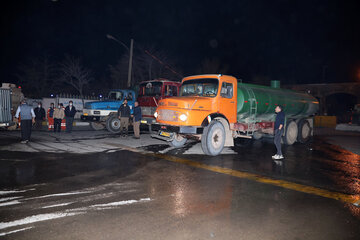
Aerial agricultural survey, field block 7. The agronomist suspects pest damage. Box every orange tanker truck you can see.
[151,74,319,156]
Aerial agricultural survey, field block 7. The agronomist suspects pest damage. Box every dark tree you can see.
[59,55,93,106]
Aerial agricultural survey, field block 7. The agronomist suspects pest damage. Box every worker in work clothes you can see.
[53,104,65,133]
[65,100,76,133]
[15,99,35,143]
[34,102,46,130]
[60,103,66,131]
[272,105,285,160]
[131,101,142,139]
[47,103,55,131]
[118,99,131,138]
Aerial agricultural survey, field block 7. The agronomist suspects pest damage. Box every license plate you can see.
[94,111,100,114]
[159,131,171,137]
[141,120,147,124]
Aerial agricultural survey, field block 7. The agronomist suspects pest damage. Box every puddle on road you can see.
[0,150,150,189]
[141,144,170,153]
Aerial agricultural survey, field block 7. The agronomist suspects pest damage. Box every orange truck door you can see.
[218,79,237,124]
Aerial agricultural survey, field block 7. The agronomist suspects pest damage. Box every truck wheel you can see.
[283,120,298,145]
[201,120,225,156]
[90,122,105,131]
[297,119,311,143]
[169,134,187,148]
[253,131,263,140]
[106,115,121,133]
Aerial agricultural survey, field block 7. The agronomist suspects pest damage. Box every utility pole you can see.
[106,34,134,88]
[127,39,134,88]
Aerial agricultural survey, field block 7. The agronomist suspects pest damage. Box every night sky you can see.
[1,0,360,91]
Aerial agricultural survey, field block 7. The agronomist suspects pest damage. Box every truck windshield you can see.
[108,91,123,100]
[139,82,163,96]
[180,78,218,97]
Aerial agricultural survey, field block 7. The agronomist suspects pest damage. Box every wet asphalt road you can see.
[0,130,359,239]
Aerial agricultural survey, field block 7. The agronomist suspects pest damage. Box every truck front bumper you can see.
[151,123,203,135]
[140,117,157,125]
[81,115,101,122]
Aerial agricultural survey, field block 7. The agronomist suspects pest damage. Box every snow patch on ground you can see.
[0,200,21,207]
[29,191,91,199]
[91,198,151,208]
[0,226,34,237]
[0,189,35,195]
[0,196,22,202]
[0,212,82,230]
[42,202,74,209]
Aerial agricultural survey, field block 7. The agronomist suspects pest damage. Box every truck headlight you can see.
[179,114,187,121]
[154,111,158,118]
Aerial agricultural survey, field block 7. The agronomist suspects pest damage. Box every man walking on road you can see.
[15,99,35,143]
[65,100,76,133]
[132,101,142,139]
[118,99,131,138]
[34,102,45,130]
[272,105,285,160]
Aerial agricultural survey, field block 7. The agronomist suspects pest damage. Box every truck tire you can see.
[169,134,187,148]
[297,119,311,143]
[90,122,105,131]
[106,115,121,133]
[201,120,225,156]
[283,120,298,145]
[252,131,263,140]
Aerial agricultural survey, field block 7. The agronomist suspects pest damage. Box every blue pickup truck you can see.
[81,89,136,133]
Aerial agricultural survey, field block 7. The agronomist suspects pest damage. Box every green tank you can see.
[236,82,319,122]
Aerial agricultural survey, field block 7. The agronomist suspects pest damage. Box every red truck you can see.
[137,79,181,126]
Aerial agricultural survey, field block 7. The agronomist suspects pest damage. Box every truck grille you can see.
[141,106,156,116]
[158,109,178,122]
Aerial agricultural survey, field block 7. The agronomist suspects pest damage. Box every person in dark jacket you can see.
[131,101,142,139]
[47,103,55,131]
[272,105,285,160]
[118,99,131,137]
[34,102,46,130]
[64,100,76,133]
[15,99,35,143]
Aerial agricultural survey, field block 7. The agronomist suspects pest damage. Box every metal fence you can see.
[0,88,12,126]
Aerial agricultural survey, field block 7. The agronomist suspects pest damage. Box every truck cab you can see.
[137,79,181,125]
[81,89,135,133]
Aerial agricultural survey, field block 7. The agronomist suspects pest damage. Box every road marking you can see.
[107,143,360,206]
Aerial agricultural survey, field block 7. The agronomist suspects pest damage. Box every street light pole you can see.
[106,34,133,87]
[127,39,134,88]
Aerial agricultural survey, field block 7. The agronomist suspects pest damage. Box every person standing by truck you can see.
[15,99,35,143]
[272,105,285,160]
[47,103,55,131]
[53,104,65,133]
[132,101,142,139]
[34,102,45,130]
[65,100,76,133]
[118,99,131,137]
